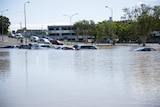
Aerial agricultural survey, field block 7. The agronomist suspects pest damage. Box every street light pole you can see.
[63,13,78,41]
[105,6,113,22]
[64,13,78,25]
[24,1,30,45]
[1,9,8,42]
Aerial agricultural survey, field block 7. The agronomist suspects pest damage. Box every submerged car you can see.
[61,46,75,50]
[19,45,32,49]
[134,47,156,51]
[73,45,97,50]
[38,44,55,49]
[50,40,63,45]
[29,43,56,49]
[38,38,51,44]
[30,36,39,42]
[15,33,23,39]
[8,34,15,38]
[0,45,18,49]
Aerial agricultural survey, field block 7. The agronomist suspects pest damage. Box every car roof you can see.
[135,47,156,51]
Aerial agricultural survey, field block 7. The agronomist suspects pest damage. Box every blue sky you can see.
[0,0,159,31]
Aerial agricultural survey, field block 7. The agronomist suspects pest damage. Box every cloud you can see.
[138,1,144,5]
[10,22,69,31]
[137,0,159,6]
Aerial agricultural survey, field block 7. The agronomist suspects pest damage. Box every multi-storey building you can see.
[16,29,47,37]
[48,25,95,42]
[48,25,76,41]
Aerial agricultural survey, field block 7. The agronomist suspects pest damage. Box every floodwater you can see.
[0,44,160,107]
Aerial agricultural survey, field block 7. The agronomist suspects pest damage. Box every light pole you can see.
[63,13,78,41]
[24,1,30,45]
[105,6,113,22]
[1,9,8,42]
[63,13,78,25]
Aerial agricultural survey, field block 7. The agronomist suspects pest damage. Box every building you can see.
[48,25,95,42]
[147,31,160,43]
[16,29,47,37]
[48,25,76,41]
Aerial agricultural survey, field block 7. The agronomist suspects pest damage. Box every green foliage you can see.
[0,16,11,34]
[122,4,160,46]
[74,20,95,36]
[73,5,160,45]
[94,22,106,43]
[94,21,116,43]
[114,21,133,42]
[152,6,160,30]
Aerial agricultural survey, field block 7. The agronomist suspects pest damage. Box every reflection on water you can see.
[0,45,160,107]
[0,51,10,79]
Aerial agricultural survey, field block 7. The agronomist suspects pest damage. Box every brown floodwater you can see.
[0,44,160,107]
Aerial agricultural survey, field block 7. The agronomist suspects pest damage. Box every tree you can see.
[152,6,160,30]
[74,20,95,42]
[114,21,133,42]
[0,16,11,34]
[94,21,116,45]
[94,22,106,43]
[122,4,159,46]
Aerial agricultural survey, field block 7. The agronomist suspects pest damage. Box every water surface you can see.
[0,45,160,107]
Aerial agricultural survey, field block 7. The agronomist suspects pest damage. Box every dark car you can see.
[19,45,32,49]
[0,45,18,49]
[134,47,156,51]
[73,45,97,50]
[50,40,63,45]
[8,34,15,38]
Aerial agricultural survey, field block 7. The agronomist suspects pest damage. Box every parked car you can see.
[134,47,156,51]
[38,44,55,49]
[42,35,53,41]
[38,38,51,44]
[18,45,32,49]
[0,45,18,49]
[30,36,39,42]
[73,45,97,50]
[8,34,15,38]
[50,40,63,45]
[28,43,39,49]
[61,46,75,50]
[15,33,23,39]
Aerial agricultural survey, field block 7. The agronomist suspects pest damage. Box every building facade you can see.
[16,29,47,37]
[48,25,95,42]
[48,25,76,41]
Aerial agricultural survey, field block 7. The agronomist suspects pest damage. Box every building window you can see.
[50,33,59,36]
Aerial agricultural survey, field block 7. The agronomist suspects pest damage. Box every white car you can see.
[29,43,55,49]
[30,36,39,42]
[38,38,51,44]
[15,33,23,39]
[8,34,15,38]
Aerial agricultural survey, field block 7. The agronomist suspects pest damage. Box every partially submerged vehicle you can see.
[50,40,63,45]
[133,47,156,51]
[30,36,39,42]
[29,43,56,49]
[0,45,18,49]
[73,45,97,50]
[61,46,75,50]
[19,45,31,49]
[37,38,51,44]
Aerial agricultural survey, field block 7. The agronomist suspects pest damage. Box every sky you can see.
[0,0,159,31]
